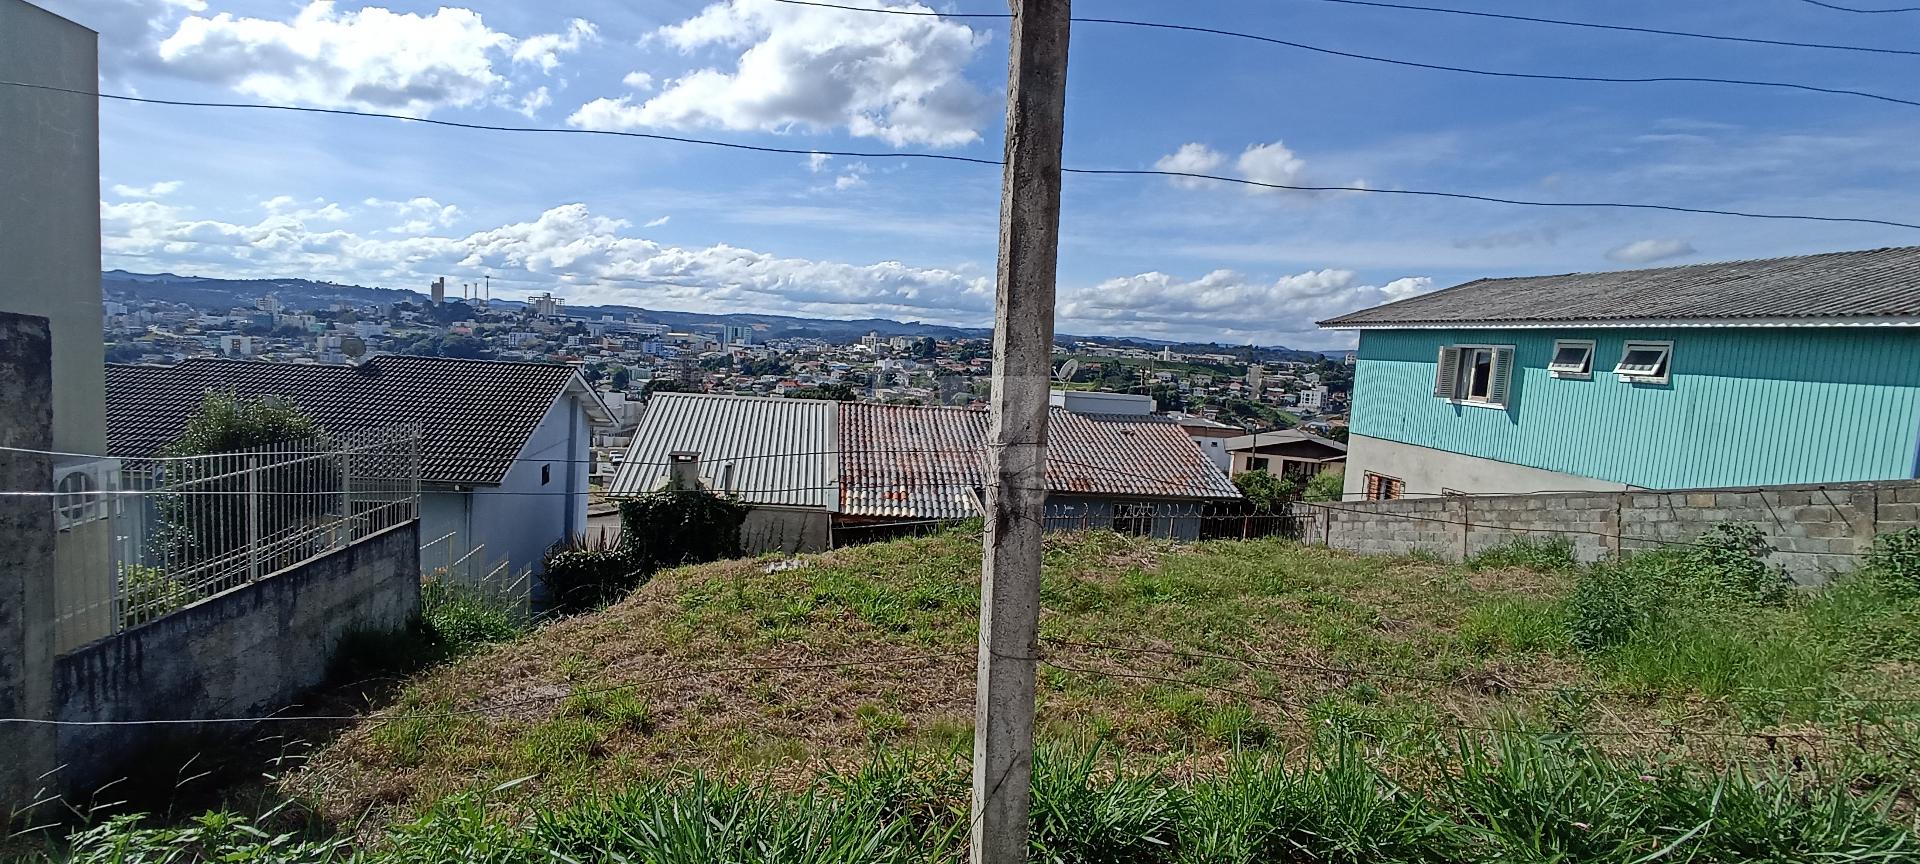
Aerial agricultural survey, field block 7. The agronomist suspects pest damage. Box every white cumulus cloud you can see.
[1153,139,1365,197]
[150,2,598,116]
[110,180,184,199]
[643,215,671,227]
[1058,269,1432,345]
[1605,238,1696,265]
[569,0,990,147]
[1154,143,1226,189]
[99,199,997,324]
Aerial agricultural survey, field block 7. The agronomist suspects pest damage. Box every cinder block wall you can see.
[1310,482,1920,583]
[50,522,421,795]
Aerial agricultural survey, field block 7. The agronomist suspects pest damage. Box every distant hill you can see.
[101,270,1329,356]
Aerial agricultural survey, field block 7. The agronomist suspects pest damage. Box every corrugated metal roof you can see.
[608,392,838,508]
[839,403,1242,519]
[1221,430,1349,454]
[1319,245,1920,328]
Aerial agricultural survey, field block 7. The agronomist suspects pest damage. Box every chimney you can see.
[668,451,701,490]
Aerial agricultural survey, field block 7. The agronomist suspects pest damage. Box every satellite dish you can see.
[340,336,367,359]
[1055,358,1080,381]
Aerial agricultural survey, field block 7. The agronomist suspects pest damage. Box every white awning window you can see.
[1613,341,1673,384]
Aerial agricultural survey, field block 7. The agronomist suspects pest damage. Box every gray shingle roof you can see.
[105,356,590,486]
[1320,245,1920,328]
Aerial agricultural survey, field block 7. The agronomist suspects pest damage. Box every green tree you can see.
[157,393,328,568]
[1232,469,1298,512]
[582,363,605,384]
[913,336,938,359]
[1303,468,1344,502]
[611,367,631,390]
[644,379,695,398]
[786,383,858,401]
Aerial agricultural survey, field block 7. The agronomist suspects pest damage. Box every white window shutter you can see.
[1488,347,1515,406]
[1433,347,1459,399]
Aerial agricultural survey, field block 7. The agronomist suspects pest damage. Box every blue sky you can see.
[39,0,1920,348]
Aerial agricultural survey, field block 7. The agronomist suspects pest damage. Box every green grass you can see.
[272,525,1920,832]
[29,736,1919,863]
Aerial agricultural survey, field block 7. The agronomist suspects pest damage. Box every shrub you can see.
[421,578,522,652]
[119,563,191,626]
[1681,523,1788,605]
[1465,536,1578,572]
[618,490,750,567]
[1566,524,1789,653]
[330,580,523,680]
[1232,470,1298,513]
[542,535,653,614]
[1303,468,1345,503]
[1566,552,1676,652]
[1866,527,1920,598]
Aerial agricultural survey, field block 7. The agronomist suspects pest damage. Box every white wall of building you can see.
[467,392,592,580]
[1049,390,1154,415]
[1343,434,1631,500]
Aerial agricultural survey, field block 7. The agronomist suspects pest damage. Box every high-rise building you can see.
[530,292,564,318]
[430,277,446,304]
[722,324,753,347]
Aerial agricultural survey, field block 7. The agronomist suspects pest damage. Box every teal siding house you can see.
[1318,247,1920,499]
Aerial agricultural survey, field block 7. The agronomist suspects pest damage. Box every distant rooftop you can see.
[105,356,607,486]
[1320,246,1920,329]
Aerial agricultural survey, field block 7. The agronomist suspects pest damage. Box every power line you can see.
[4,80,1914,232]
[768,0,1920,110]
[1300,0,1920,57]
[1796,0,1920,12]
[0,650,971,727]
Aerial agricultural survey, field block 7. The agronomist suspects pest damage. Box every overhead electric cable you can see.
[4,80,1914,231]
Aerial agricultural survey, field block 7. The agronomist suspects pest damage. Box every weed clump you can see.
[1466,536,1579,573]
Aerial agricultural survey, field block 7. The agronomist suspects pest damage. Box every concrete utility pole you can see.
[973,1,1069,862]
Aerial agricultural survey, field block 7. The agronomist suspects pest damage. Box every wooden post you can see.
[973,1,1070,861]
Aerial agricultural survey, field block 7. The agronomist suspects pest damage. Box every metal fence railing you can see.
[420,529,532,622]
[830,502,1318,549]
[102,426,421,632]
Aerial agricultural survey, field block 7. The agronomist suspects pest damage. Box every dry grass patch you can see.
[285,531,1920,827]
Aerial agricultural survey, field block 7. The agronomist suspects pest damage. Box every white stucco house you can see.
[104,356,612,582]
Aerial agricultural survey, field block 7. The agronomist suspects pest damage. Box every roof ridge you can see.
[1469,244,1920,284]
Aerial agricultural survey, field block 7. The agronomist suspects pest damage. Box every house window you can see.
[1433,344,1514,407]
[1547,340,1594,378]
[1364,472,1404,501]
[1247,456,1270,472]
[1613,341,1673,384]
[541,464,551,485]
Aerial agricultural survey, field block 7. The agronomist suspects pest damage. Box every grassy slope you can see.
[289,530,1920,825]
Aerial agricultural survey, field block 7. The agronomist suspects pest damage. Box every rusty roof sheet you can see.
[838,403,1242,519]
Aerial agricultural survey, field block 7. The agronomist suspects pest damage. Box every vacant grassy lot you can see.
[283,528,1920,829]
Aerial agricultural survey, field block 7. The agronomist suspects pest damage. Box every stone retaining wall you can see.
[1305,482,1920,582]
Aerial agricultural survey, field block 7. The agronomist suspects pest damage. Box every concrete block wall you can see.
[1310,481,1920,583]
[49,521,420,796]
